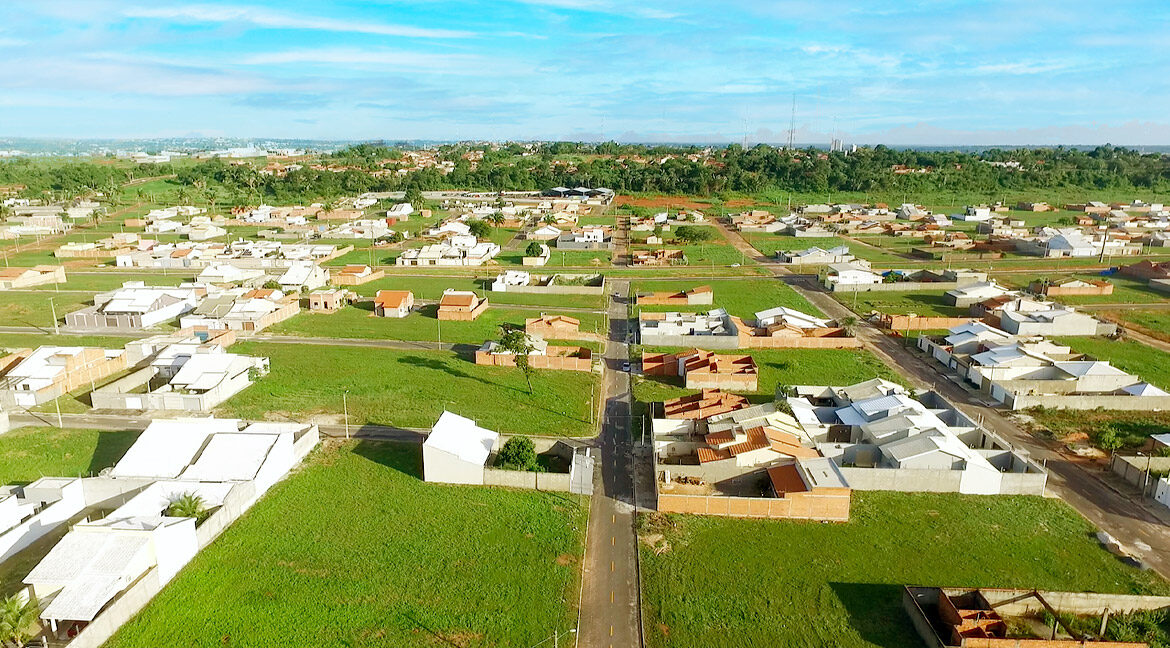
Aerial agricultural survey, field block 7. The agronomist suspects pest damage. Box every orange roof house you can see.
[374,290,414,318]
[436,289,489,321]
[635,285,714,306]
[661,389,750,419]
[525,314,581,339]
[643,349,758,391]
[332,264,385,286]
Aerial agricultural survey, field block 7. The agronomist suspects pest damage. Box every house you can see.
[436,289,488,321]
[396,237,500,266]
[309,288,352,312]
[944,281,1010,307]
[1029,277,1113,297]
[276,261,328,292]
[178,288,300,333]
[631,249,686,266]
[0,346,128,407]
[954,206,992,222]
[491,270,532,292]
[1016,201,1051,212]
[373,290,414,318]
[661,389,751,419]
[331,264,384,286]
[0,265,66,290]
[90,345,268,411]
[821,262,881,290]
[642,349,758,391]
[556,226,613,250]
[1120,260,1170,280]
[635,286,713,306]
[475,335,592,371]
[639,309,739,349]
[998,302,1114,337]
[754,306,830,330]
[387,202,414,218]
[423,411,499,485]
[527,225,562,241]
[525,314,580,339]
[196,263,267,287]
[786,379,1046,495]
[777,245,858,266]
[65,282,205,331]
[694,404,818,468]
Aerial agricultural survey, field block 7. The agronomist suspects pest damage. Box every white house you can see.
[822,262,881,289]
[944,281,1011,307]
[754,306,830,329]
[491,270,531,292]
[277,261,328,292]
[423,411,499,485]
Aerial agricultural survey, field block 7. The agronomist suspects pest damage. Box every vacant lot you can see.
[745,234,911,265]
[1000,273,1166,305]
[640,492,1169,648]
[107,441,586,648]
[1024,408,1170,450]
[1104,309,1170,341]
[219,341,600,436]
[355,274,606,309]
[0,426,140,485]
[0,291,92,328]
[632,278,821,319]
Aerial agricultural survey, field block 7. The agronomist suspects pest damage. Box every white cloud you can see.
[239,47,524,75]
[122,4,473,38]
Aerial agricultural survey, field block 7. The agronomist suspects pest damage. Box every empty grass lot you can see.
[632,278,821,319]
[745,234,911,265]
[0,291,93,328]
[999,273,1167,306]
[640,492,1170,648]
[356,274,606,309]
[0,426,141,485]
[218,341,601,436]
[269,303,604,344]
[1103,309,1170,340]
[1055,336,1170,390]
[106,441,586,648]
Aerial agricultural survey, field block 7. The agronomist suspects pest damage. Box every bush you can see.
[497,436,538,471]
[524,241,544,257]
[1093,424,1124,452]
[674,225,714,244]
[468,219,492,238]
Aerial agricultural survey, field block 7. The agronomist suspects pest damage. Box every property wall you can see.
[1043,284,1114,296]
[1109,455,1170,492]
[482,468,572,491]
[1003,393,1170,411]
[738,332,862,349]
[0,483,86,563]
[525,321,581,339]
[879,315,975,331]
[639,332,740,350]
[437,299,490,321]
[195,481,258,548]
[474,350,593,372]
[829,281,964,294]
[656,490,851,521]
[836,467,965,493]
[684,374,758,392]
[331,269,385,285]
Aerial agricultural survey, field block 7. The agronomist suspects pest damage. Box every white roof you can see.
[110,418,240,479]
[754,306,829,329]
[425,411,498,466]
[180,433,278,482]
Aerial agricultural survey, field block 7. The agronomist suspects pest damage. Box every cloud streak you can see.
[123,4,473,38]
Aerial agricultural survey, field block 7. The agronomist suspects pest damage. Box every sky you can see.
[1,0,1169,145]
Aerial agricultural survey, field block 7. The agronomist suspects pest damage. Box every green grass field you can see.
[0,426,141,485]
[219,341,601,436]
[106,441,586,648]
[1103,309,1170,340]
[997,272,1167,305]
[745,234,912,265]
[355,274,605,309]
[1056,336,1170,390]
[0,291,93,328]
[640,492,1170,648]
[632,278,821,319]
[270,303,604,344]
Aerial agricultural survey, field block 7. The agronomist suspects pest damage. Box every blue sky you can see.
[1,0,1169,145]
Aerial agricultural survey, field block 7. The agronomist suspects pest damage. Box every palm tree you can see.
[486,212,505,227]
[0,593,40,647]
[166,492,209,522]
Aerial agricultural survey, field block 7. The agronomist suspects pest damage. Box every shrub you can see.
[524,241,544,257]
[1093,424,1124,452]
[497,436,538,471]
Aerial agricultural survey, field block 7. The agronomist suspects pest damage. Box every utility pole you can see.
[343,390,350,440]
[49,297,59,334]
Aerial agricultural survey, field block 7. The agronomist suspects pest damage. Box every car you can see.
[621,361,631,372]
[729,263,741,267]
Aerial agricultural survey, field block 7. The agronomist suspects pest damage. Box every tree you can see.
[541,214,557,225]
[524,241,544,257]
[468,219,492,239]
[485,212,506,226]
[498,327,535,393]
[497,435,539,471]
[166,492,210,522]
[674,225,714,244]
[0,594,40,648]
[262,279,282,290]
[405,187,425,212]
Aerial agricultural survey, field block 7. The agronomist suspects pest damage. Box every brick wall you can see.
[657,490,850,521]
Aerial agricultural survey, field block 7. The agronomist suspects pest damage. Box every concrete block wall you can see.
[656,491,851,521]
[1006,394,1170,411]
[482,468,572,492]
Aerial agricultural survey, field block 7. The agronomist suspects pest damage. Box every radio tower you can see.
[786,94,796,149]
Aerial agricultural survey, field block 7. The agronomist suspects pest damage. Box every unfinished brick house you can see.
[436,290,489,321]
[1119,260,1170,281]
[631,249,686,266]
[373,290,414,318]
[1030,277,1114,297]
[308,288,352,313]
[525,314,580,339]
[330,264,385,286]
[474,336,593,372]
[643,349,758,391]
[661,389,750,419]
[635,285,713,306]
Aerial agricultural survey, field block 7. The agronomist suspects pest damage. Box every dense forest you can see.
[2,143,1169,204]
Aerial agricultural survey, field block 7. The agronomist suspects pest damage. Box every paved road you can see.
[579,280,642,648]
[714,220,1170,579]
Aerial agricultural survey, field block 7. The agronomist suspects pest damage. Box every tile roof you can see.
[375,290,412,308]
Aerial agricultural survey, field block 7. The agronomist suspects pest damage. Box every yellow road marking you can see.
[610,626,614,637]
[610,590,614,602]
[611,536,615,545]
[610,560,614,572]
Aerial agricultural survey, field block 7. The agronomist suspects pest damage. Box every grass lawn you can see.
[744,234,911,265]
[270,303,605,344]
[996,273,1168,306]
[1022,408,1170,450]
[1056,336,1170,390]
[219,341,601,436]
[839,289,967,318]
[0,426,141,485]
[632,278,821,319]
[640,492,1170,648]
[632,348,903,405]
[106,441,586,648]
[1101,309,1170,342]
[26,272,196,293]
[0,291,93,328]
[356,274,605,309]
[0,332,143,350]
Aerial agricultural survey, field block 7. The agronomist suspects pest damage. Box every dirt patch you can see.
[658,623,671,637]
[419,630,483,647]
[616,195,712,210]
[555,553,576,566]
[276,560,330,578]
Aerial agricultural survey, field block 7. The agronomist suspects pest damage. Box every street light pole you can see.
[343,390,350,440]
[49,297,59,335]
